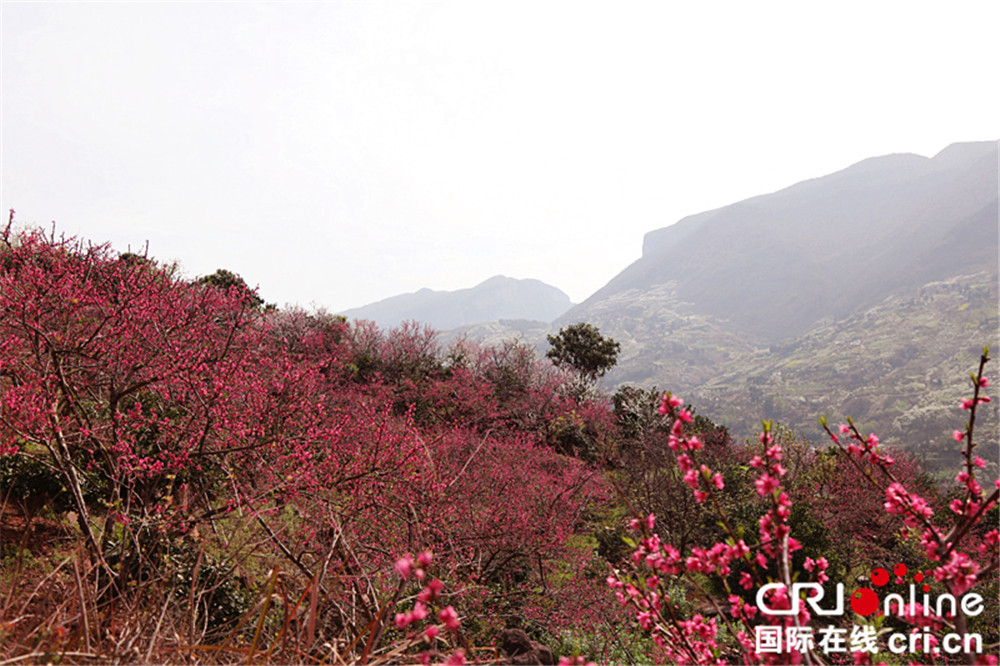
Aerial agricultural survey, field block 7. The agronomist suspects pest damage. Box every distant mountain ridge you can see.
[575,140,998,343]
[555,139,998,475]
[338,141,998,475]
[340,275,573,330]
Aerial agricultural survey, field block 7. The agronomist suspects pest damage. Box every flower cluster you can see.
[392,550,466,665]
[612,352,998,663]
[658,392,726,505]
[608,397,820,664]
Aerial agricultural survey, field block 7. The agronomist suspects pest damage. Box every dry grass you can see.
[0,505,478,665]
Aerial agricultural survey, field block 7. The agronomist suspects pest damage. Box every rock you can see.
[497,628,555,665]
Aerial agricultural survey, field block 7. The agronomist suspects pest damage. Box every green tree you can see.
[198,268,264,309]
[545,322,620,380]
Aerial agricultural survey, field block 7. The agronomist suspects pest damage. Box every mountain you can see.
[698,269,997,475]
[561,140,999,476]
[571,140,998,344]
[340,275,573,330]
[339,142,997,476]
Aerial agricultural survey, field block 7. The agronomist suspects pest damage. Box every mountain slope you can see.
[341,275,573,330]
[568,140,998,344]
[698,270,998,479]
[563,140,998,472]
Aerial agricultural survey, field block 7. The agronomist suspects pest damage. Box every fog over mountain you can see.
[568,140,998,344]
[396,141,997,474]
[337,141,998,472]
[340,275,573,330]
[551,140,997,474]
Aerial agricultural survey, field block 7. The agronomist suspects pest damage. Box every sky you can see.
[2,1,998,312]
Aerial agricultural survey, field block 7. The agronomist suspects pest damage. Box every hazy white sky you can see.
[2,1,998,312]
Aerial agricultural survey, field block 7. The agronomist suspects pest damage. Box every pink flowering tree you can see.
[7,215,993,664]
[820,349,999,657]
[0,219,278,589]
[1,219,617,659]
[607,350,998,664]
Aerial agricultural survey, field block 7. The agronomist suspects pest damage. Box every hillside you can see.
[333,142,999,473]
[569,140,998,344]
[5,220,996,663]
[340,275,573,330]
[563,140,999,470]
[698,270,998,479]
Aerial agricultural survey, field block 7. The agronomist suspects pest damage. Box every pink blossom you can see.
[683,468,699,490]
[418,578,445,604]
[438,605,461,632]
[658,392,684,414]
[764,584,791,612]
[411,601,429,621]
[933,551,980,595]
[968,477,983,496]
[685,548,713,574]
[755,473,779,496]
[921,527,942,561]
[884,482,933,527]
[395,554,414,579]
